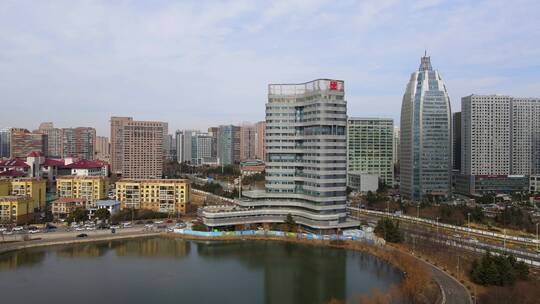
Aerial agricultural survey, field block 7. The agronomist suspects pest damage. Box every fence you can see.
[173,228,385,245]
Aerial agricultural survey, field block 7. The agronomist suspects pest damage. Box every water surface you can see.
[0,237,402,304]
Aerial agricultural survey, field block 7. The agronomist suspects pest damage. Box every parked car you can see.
[155,220,164,224]
[0,227,7,232]
[110,225,120,229]
[29,229,40,234]
[76,233,88,238]
[75,227,85,231]
[13,226,24,231]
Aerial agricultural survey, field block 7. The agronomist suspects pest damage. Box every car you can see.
[86,227,96,231]
[144,224,154,228]
[13,226,24,231]
[123,222,133,227]
[28,229,40,234]
[76,233,88,238]
[110,225,120,229]
[4,231,14,235]
[155,220,164,224]
[75,227,85,231]
[0,227,7,232]
[157,225,167,229]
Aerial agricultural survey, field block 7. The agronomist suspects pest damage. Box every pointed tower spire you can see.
[419,52,432,71]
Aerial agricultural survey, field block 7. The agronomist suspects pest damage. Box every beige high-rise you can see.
[38,122,63,158]
[239,123,256,161]
[95,136,110,162]
[110,117,167,178]
[255,121,266,161]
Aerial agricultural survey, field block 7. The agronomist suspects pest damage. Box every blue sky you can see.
[0,0,539,135]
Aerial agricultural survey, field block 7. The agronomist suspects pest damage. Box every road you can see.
[426,260,472,304]
[0,226,161,254]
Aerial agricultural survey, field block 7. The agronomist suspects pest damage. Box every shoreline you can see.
[0,231,161,256]
[1,231,471,303]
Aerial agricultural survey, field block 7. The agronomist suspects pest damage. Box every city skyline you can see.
[1,1,539,135]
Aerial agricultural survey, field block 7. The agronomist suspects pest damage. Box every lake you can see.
[0,237,402,304]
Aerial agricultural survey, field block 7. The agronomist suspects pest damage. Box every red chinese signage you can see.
[329,80,338,90]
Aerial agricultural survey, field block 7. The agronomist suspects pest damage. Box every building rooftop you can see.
[65,159,108,169]
[0,159,30,169]
[56,175,107,180]
[96,200,120,207]
[0,195,31,202]
[0,170,27,178]
[27,151,44,157]
[53,197,86,203]
[117,179,189,183]
[43,158,66,167]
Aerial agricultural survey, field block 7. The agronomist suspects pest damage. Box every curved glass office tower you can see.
[400,55,452,201]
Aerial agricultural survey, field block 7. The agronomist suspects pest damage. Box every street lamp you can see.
[416,204,420,218]
[536,223,539,253]
[436,217,439,235]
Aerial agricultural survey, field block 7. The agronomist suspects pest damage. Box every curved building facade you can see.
[201,79,358,230]
[400,55,452,201]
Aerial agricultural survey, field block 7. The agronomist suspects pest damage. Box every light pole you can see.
[436,217,439,235]
[467,212,471,237]
[416,204,420,218]
[536,223,539,253]
[503,229,507,249]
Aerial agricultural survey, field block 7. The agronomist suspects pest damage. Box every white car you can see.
[0,227,7,232]
[110,225,120,229]
[144,224,154,228]
[29,229,40,234]
[4,231,13,235]
[75,227,85,231]
[13,226,24,231]
[86,227,96,231]
[155,220,164,224]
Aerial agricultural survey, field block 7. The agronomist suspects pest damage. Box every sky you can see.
[0,0,539,136]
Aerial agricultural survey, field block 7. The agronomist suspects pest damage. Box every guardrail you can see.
[348,207,540,245]
[172,229,384,245]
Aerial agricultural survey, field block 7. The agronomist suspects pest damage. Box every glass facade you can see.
[400,56,451,201]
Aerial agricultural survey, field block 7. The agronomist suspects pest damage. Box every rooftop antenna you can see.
[424,49,427,57]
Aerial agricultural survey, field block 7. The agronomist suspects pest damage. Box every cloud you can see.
[0,0,538,135]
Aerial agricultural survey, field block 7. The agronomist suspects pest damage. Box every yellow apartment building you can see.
[11,178,46,211]
[116,179,190,215]
[0,180,11,196]
[56,176,109,208]
[0,196,34,225]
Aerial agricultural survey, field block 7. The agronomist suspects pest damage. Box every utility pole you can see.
[467,212,471,237]
[503,229,506,249]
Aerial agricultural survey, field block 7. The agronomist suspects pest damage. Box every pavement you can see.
[0,227,161,254]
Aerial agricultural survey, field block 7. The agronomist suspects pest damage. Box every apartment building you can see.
[255,121,266,161]
[62,127,96,160]
[56,176,108,209]
[10,129,47,158]
[0,196,34,225]
[239,123,257,161]
[10,178,46,211]
[115,179,190,215]
[110,117,167,178]
[38,122,63,158]
[347,118,394,187]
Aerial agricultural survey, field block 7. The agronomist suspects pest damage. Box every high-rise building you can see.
[175,130,196,164]
[240,123,257,160]
[217,125,240,165]
[347,118,394,187]
[95,136,110,162]
[110,116,133,175]
[201,79,357,231]
[192,133,215,165]
[452,112,462,171]
[10,129,48,159]
[400,54,452,201]
[38,122,63,158]
[255,121,266,161]
[110,117,167,178]
[392,127,400,167]
[62,127,96,160]
[461,95,540,176]
[0,128,11,159]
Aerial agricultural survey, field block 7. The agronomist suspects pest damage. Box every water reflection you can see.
[0,238,401,304]
[0,249,46,270]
